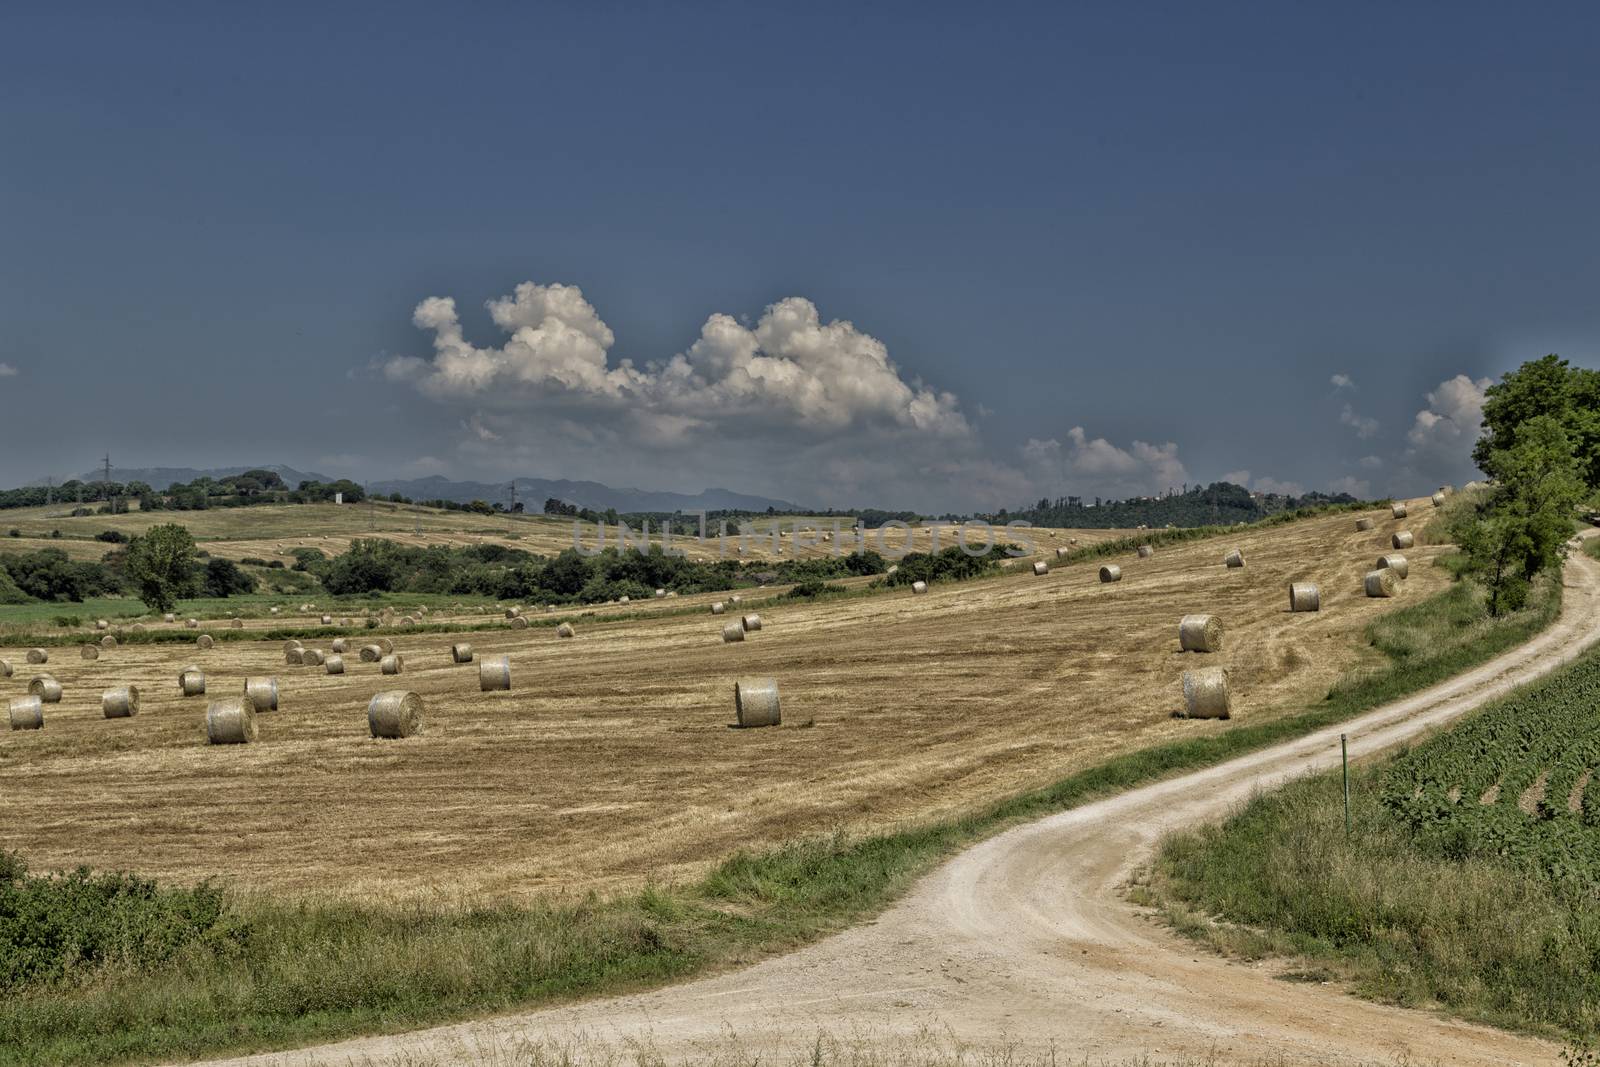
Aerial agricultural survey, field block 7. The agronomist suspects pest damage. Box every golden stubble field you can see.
[0,504,1442,902]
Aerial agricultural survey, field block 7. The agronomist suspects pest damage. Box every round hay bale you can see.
[619,595,630,604]
[1223,548,1245,568]
[911,580,928,594]
[734,678,781,727]
[1391,502,1408,519]
[243,677,279,713]
[1055,547,1069,559]
[1365,568,1400,598]
[26,648,47,665]
[9,696,44,731]
[711,602,726,615]
[270,607,280,615]
[197,634,214,649]
[1392,531,1415,550]
[321,614,333,625]
[81,643,100,661]
[368,690,423,739]
[1137,544,1154,559]
[1032,561,1049,576]
[365,617,380,629]
[340,618,352,627]
[102,686,140,719]
[131,624,145,633]
[285,647,305,665]
[95,619,108,631]
[479,655,511,691]
[1289,582,1321,612]
[163,613,177,623]
[1182,667,1231,719]
[100,634,117,650]
[205,698,256,745]
[380,654,404,675]
[360,644,383,663]
[302,649,325,667]
[731,594,742,603]
[186,618,198,629]
[180,669,207,697]
[556,622,576,639]
[378,638,395,655]
[741,614,762,632]
[1179,613,1224,653]
[0,660,10,678]
[1431,492,1446,508]
[1356,517,1375,531]
[655,588,666,599]
[1099,565,1122,583]
[722,622,746,643]
[29,676,62,704]
[1377,553,1410,579]
[400,616,416,626]
[230,618,244,630]
[504,607,522,619]
[451,643,474,664]
[331,637,348,654]
[510,616,530,629]
[325,654,345,675]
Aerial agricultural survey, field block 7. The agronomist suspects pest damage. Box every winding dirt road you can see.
[201,541,1600,1067]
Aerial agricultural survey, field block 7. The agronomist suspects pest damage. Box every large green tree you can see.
[1474,354,1600,491]
[123,523,199,613]
[1453,415,1586,615]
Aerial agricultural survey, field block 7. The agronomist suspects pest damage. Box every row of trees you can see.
[0,529,254,609]
[996,482,1361,529]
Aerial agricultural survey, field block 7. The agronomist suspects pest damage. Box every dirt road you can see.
[196,541,1600,1067]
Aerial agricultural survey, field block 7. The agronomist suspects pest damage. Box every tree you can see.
[1475,355,1600,491]
[1452,415,1586,616]
[201,557,255,598]
[124,523,199,613]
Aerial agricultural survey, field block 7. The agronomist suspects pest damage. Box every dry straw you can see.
[205,698,256,745]
[325,654,345,675]
[1289,581,1321,612]
[8,696,44,731]
[26,648,47,665]
[1179,613,1224,653]
[197,635,215,649]
[1223,548,1245,568]
[378,638,395,654]
[243,677,279,713]
[1055,547,1069,559]
[29,676,63,704]
[1364,568,1401,598]
[1431,492,1446,507]
[479,654,511,691]
[163,613,177,623]
[1392,531,1415,549]
[451,643,474,664]
[510,616,530,629]
[102,686,140,719]
[722,622,746,643]
[360,644,383,663]
[1099,564,1122,583]
[734,678,781,727]
[556,622,576,638]
[230,619,243,630]
[321,614,333,625]
[1033,561,1049,576]
[180,669,207,697]
[711,602,726,615]
[302,649,326,667]
[95,619,108,631]
[186,618,198,629]
[505,607,522,619]
[285,648,305,666]
[912,580,928,594]
[741,614,762,632]
[1182,667,1232,719]
[368,691,423,739]
[1137,544,1154,559]
[380,654,404,675]
[0,660,10,679]
[81,643,100,661]
[1377,553,1410,578]
[1392,502,1408,519]
[655,588,666,598]
[331,638,348,654]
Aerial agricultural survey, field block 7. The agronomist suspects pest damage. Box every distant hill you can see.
[368,476,802,514]
[68,464,331,488]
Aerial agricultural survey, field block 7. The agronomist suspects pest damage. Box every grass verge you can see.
[0,569,1561,1066]
[1140,573,1600,1044]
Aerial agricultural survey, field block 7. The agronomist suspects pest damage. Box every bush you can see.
[786,577,846,599]
[52,615,81,629]
[6,529,18,538]
[200,558,255,598]
[883,546,1005,587]
[93,530,128,544]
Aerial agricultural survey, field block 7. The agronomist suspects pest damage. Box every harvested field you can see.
[0,504,1439,902]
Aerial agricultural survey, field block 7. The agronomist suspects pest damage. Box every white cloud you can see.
[1252,476,1306,496]
[1339,403,1380,439]
[1330,373,1355,390]
[1221,469,1252,486]
[1401,373,1494,489]
[0,363,17,377]
[1359,455,1384,469]
[1022,427,1188,499]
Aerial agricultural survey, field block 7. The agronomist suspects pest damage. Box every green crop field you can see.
[1379,647,1600,887]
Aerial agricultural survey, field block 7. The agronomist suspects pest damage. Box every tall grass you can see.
[0,569,1560,1066]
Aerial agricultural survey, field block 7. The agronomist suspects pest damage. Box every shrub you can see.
[786,577,846,599]
[93,530,128,544]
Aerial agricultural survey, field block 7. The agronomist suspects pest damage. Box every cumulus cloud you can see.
[390,282,970,439]
[0,363,17,377]
[1022,427,1188,499]
[1327,475,1372,497]
[1330,373,1355,390]
[1339,403,1380,439]
[1359,455,1384,469]
[1399,373,1494,489]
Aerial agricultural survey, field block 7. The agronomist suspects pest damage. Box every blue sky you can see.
[3,2,1597,509]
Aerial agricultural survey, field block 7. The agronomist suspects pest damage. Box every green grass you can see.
[1142,575,1600,1044]
[0,566,1564,1066]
